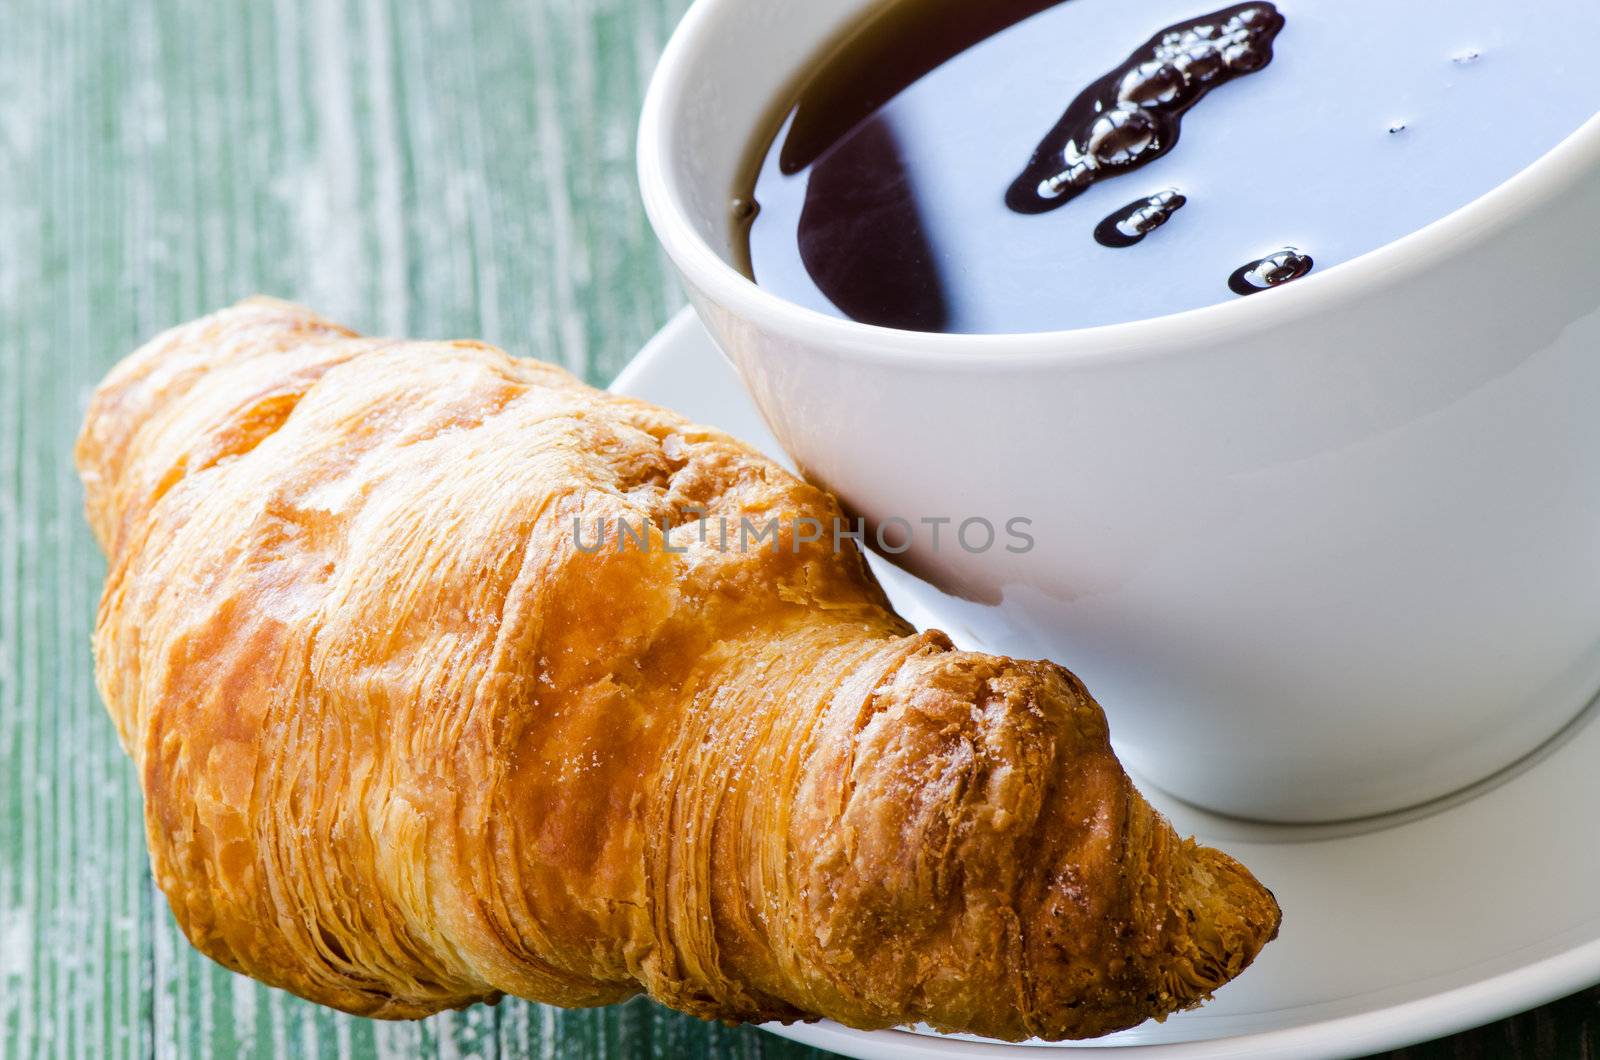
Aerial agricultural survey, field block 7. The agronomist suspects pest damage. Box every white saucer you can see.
[610,308,1600,1060]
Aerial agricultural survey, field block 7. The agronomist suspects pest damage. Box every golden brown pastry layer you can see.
[77,299,1279,1041]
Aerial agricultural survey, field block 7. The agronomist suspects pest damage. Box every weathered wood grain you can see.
[0,0,1593,1057]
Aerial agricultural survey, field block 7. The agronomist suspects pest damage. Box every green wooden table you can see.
[0,1,1595,1056]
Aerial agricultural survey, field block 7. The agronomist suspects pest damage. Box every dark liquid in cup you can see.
[734,0,1600,334]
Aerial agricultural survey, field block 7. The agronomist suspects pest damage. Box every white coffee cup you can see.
[637,0,1600,822]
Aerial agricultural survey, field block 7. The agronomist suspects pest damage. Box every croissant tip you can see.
[1162,840,1283,1004]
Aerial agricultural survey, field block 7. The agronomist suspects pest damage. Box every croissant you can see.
[76,298,1279,1042]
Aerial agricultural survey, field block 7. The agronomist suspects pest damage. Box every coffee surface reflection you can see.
[737,0,1600,334]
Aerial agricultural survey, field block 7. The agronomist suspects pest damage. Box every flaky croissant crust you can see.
[78,299,1278,1041]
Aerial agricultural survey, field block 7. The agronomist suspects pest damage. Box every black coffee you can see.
[735,0,1600,334]
[1005,3,1283,215]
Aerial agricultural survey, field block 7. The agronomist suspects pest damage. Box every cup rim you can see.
[638,0,1600,368]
